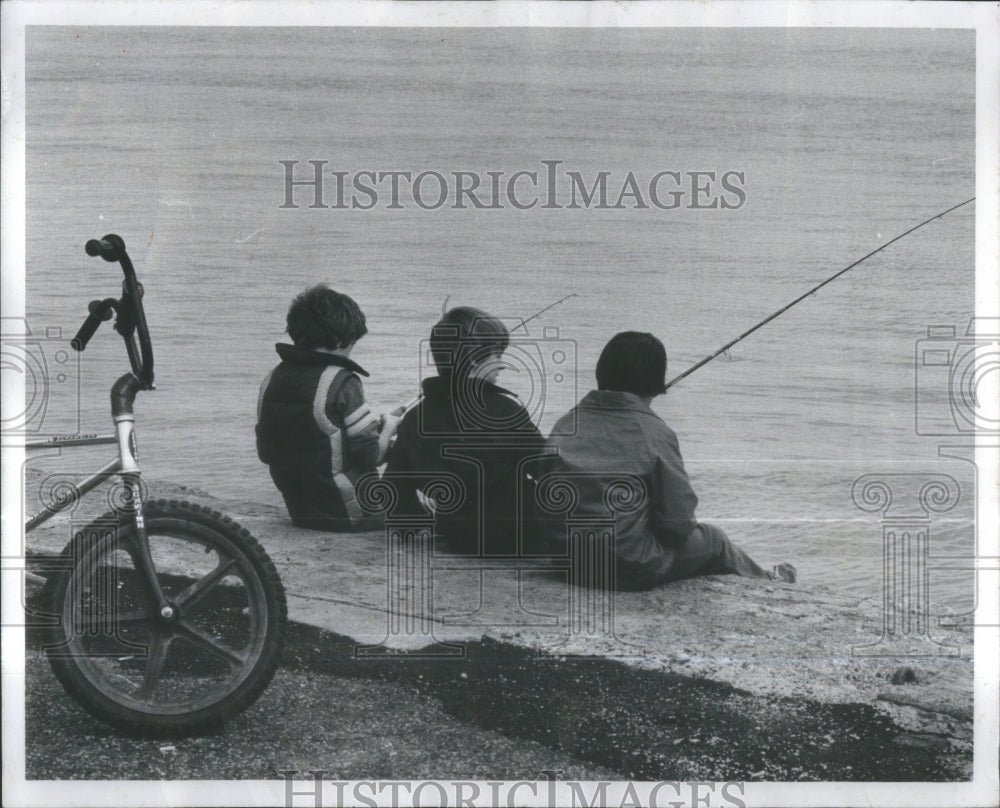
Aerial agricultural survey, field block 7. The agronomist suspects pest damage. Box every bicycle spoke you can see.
[174,556,239,612]
[174,620,247,669]
[115,609,154,627]
[134,630,170,701]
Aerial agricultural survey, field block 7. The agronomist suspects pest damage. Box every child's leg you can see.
[665,523,774,581]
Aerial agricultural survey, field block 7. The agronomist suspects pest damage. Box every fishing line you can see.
[663,197,976,391]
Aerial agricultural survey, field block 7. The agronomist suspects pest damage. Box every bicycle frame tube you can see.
[25,455,122,533]
[113,414,140,474]
[25,435,117,450]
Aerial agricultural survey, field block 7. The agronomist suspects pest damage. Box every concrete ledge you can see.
[24,475,974,779]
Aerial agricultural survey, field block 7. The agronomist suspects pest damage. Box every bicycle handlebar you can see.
[85,238,120,262]
[74,234,155,389]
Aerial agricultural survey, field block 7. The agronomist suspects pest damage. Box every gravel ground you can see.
[21,635,616,781]
[21,620,969,783]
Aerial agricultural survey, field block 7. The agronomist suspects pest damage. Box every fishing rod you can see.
[512,293,577,333]
[391,293,578,416]
[663,197,976,391]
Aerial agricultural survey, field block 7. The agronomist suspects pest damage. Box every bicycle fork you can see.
[111,372,175,621]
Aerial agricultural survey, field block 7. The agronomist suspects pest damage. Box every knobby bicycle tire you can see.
[42,499,287,738]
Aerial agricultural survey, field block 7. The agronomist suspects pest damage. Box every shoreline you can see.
[22,474,974,780]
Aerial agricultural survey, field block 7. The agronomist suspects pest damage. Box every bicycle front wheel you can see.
[42,499,287,737]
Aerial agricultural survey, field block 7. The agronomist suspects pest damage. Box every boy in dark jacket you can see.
[540,331,796,590]
[383,306,547,555]
[256,285,394,531]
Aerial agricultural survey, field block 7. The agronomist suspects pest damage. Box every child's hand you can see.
[379,411,403,435]
[377,411,403,463]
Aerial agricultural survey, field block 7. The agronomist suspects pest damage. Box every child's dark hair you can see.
[286,285,367,350]
[429,306,509,380]
[595,331,668,398]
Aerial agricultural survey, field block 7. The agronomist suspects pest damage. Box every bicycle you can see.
[24,234,287,738]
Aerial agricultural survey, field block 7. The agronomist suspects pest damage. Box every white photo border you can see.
[2,2,997,807]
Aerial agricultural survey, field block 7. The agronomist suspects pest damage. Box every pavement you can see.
[21,473,976,780]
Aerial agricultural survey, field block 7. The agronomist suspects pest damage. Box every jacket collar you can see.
[578,389,655,414]
[421,375,519,400]
[275,343,370,377]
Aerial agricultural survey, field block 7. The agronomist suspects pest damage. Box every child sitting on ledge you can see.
[383,305,547,555]
[538,330,796,590]
[256,285,398,531]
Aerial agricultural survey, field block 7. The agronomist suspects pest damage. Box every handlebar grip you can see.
[71,311,104,351]
[85,237,121,262]
[70,298,116,352]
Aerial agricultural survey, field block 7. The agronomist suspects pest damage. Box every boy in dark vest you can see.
[256,285,397,531]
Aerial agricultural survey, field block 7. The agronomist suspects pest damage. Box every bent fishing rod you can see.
[664,197,976,391]
[392,293,579,416]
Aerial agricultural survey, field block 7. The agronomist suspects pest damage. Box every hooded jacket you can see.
[256,343,379,530]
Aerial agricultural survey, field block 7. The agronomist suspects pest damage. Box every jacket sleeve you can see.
[647,425,699,544]
[382,412,433,518]
[330,374,380,473]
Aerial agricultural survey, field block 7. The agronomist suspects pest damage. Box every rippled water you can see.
[23,27,977,609]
